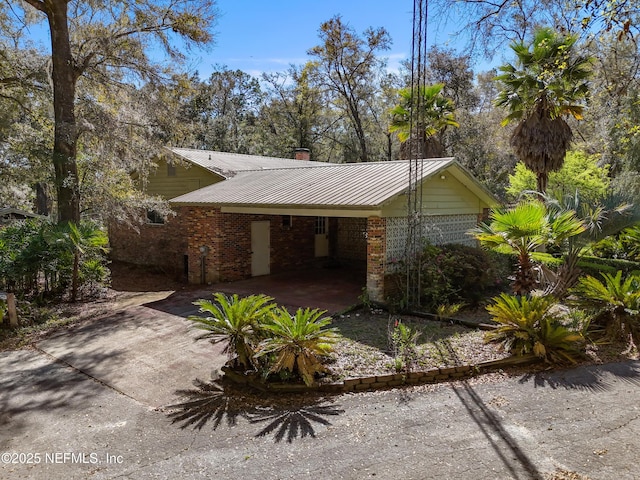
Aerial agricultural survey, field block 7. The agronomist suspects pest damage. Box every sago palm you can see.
[486,293,585,364]
[389,83,459,158]
[256,307,338,386]
[495,27,592,193]
[188,293,276,369]
[471,200,585,295]
[573,271,640,344]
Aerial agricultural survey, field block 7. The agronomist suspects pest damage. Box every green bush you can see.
[389,320,421,372]
[0,219,110,300]
[256,307,338,386]
[189,294,338,386]
[589,224,640,261]
[577,256,640,277]
[485,293,587,364]
[388,242,509,311]
[572,271,640,345]
[188,293,275,369]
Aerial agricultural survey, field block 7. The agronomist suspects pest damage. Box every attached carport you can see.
[171,159,497,303]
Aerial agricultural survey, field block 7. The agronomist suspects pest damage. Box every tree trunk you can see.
[352,111,369,162]
[47,0,80,224]
[35,182,50,216]
[71,250,79,302]
[537,172,548,195]
[514,252,537,296]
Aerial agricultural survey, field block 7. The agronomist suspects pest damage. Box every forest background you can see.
[1,0,639,225]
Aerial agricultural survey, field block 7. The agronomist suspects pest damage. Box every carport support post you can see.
[7,293,18,327]
[366,217,386,303]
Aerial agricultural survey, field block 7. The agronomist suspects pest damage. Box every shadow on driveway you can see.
[0,348,123,443]
[166,376,344,443]
[518,360,640,392]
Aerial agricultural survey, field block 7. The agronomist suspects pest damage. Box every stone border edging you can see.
[221,354,540,394]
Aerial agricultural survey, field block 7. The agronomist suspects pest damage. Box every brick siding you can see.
[336,217,367,264]
[108,208,188,277]
[185,208,317,284]
[366,216,386,302]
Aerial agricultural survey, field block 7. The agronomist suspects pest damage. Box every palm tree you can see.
[485,293,586,364]
[471,200,586,295]
[574,271,640,345]
[389,83,459,159]
[495,28,592,193]
[51,222,109,301]
[541,191,637,296]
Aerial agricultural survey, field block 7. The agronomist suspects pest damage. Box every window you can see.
[315,216,327,235]
[147,210,165,225]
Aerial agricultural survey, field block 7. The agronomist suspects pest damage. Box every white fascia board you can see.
[220,206,382,218]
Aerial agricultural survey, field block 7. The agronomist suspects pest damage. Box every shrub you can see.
[188,293,276,369]
[485,293,587,364]
[590,224,640,262]
[0,218,110,299]
[389,319,421,372]
[256,307,338,386]
[572,271,640,345]
[387,242,507,311]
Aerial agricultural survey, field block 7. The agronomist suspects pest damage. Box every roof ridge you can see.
[231,158,454,172]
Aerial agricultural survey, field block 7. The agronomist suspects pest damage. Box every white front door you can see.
[315,216,329,257]
[251,221,270,276]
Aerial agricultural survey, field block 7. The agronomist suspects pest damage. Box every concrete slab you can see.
[31,266,362,411]
[145,267,365,320]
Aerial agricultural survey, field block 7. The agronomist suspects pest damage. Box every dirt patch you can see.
[327,310,509,380]
[109,261,185,292]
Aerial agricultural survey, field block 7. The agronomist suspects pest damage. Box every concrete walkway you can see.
[1,278,640,479]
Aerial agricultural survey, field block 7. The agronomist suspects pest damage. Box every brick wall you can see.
[108,208,188,276]
[185,207,223,284]
[185,209,317,284]
[366,216,386,303]
[111,207,366,287]
[336,217,367,264]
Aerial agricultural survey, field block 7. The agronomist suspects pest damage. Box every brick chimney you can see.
[294,148,310,161]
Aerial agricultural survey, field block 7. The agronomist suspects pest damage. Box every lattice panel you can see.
[385,214,478,269]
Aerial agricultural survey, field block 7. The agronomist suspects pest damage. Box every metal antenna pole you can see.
[406,0,428,308]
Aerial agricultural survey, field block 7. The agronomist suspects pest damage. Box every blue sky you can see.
[191,0,497,78]
[22,1,498,79]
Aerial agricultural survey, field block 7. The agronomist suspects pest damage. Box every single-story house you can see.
[109,147,498,303]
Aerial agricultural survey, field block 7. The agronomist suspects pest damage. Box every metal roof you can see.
[171,158,458,208]
[167,147,332,178]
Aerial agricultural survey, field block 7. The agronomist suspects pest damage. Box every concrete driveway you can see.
[2,283,640,479]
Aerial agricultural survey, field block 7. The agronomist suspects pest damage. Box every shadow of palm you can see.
[167,379,249,430]
[519,359,640,392]
[167,378,344,442]
[249,403,344,443]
